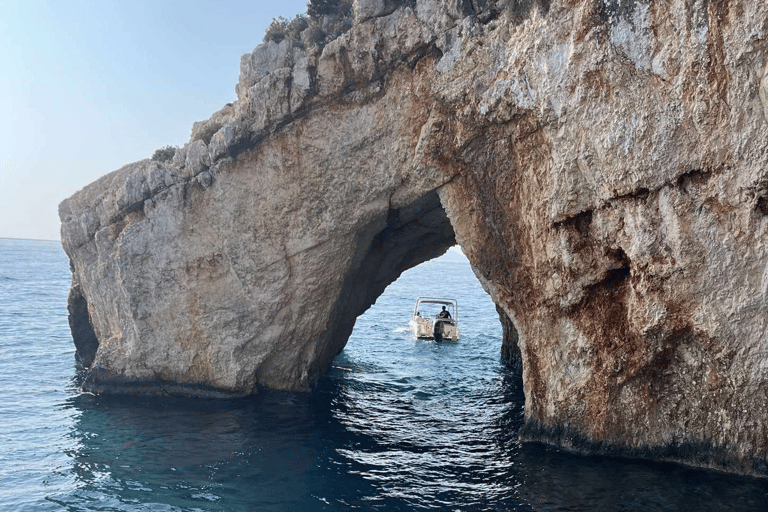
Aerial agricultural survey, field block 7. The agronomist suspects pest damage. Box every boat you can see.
[408,297,461,342]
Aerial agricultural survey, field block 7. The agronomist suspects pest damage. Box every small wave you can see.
[392,327,410,333]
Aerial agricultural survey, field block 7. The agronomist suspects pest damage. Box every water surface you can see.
[1,239,767,510]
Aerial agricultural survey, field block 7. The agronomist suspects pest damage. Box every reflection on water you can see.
[57,366,526,511]
[3,241,768,511]
[53,353,768,512]
[60,389,349,511]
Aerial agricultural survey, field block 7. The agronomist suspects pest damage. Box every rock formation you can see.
[60,0,768,476]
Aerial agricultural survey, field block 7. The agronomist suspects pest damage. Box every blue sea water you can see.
[1,238,768,511]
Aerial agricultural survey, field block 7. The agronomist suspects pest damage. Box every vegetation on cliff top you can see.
[263,0,353,50]
[262,0,555,50]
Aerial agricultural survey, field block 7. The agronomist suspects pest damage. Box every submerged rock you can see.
[60,0,768,476]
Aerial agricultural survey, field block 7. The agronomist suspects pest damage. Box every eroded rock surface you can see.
[60,0,768,476]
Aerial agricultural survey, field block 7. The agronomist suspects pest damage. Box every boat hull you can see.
[408,317,460,342]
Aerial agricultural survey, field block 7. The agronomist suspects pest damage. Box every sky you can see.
[0,0,309,241]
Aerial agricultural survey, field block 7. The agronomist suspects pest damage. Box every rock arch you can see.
[61,0,768,476]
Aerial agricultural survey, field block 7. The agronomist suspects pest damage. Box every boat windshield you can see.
[413,298,458,321]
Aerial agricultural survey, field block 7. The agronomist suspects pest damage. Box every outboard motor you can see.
[433,321,444,342]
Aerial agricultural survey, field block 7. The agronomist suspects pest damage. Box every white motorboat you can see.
[408,297,460,342]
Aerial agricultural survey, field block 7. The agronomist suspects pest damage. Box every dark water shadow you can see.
[57,361,768,512]
[492,367,768,512]
[58,383,380,511]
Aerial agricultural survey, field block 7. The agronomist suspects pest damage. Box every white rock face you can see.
[354,0,401,23]
[60,0,768,476]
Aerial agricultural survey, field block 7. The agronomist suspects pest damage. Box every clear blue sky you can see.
[0,0,308,241]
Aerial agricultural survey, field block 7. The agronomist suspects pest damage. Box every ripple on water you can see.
[2,241,768,511]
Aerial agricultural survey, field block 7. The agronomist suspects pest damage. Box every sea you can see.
[1,238,768,511]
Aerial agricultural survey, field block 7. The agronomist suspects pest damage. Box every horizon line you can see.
[0,237,59,243]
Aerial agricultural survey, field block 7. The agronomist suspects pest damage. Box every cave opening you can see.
[318,189,521,384]
[341,244,504,352]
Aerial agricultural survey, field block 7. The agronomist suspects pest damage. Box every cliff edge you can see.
[60,0,768,476]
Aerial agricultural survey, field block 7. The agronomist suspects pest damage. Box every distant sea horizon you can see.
[0,236,59,242]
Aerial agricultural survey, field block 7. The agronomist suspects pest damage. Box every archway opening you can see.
[344,245,503,350]
[316,189,522,381]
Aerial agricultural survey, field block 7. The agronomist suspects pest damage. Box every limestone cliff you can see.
[60,0,768,476]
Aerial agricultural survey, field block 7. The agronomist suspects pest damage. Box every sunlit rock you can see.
[60,0,768,476]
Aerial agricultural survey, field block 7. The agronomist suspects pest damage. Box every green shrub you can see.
[152,145,177,162]
[263,0,354,50]
[288,14,310,36]
[308,0,353,20]
[263,16,289,44]
[300,23,326,48]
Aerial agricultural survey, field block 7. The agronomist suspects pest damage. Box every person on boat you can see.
[438,306,451,319]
